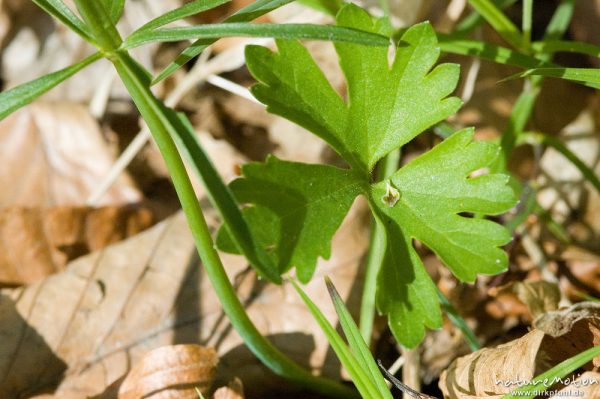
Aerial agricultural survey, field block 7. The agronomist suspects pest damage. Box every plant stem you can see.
[72,2,358,396]
[111,52,357,398]
[359,150,399,343]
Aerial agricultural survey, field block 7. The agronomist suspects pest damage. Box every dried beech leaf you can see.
[556,371,600,397]
[513,281,561,319]
[0,103,140,207]
[440,302,600,398]
[0,199,368,398]
[0,205,153,286]
[118,345,217,399]
[490,280,561,320]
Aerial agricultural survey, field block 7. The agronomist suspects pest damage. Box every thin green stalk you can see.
[496,81,540,171]
[359,150,399,343]
[111,53,356,398]
[71,2,359,396]
[73,0,121,50]
[521,0,532,50]
[437,289,480,351]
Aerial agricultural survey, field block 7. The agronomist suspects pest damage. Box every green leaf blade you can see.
[218,157,362,282]
[336,10,463,169]
[325,278,393,399]
[374,129,516,282]
[101,0,125,23]
[515,67,600,88]
[290,279,381,399]
[132,0,231,34]
[371,129,517,346]
[247,5,462,173]
[123,22,389,50]
[152,0,295,84]
[0,52,102,121]
[467,0,523,50]
[374,214,442,348]
[502,345,600,399]
[246,40,351,166]
[32,0,93,41]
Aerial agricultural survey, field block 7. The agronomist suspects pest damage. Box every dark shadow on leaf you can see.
[0,294,67,398]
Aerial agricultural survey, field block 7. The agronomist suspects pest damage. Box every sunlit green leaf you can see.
[0,52,102,121]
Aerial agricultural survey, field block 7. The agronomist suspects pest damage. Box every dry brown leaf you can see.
[556,371,600,397]
[0,205,153,286]
[0,103,141,207]
[440,302,600,399]
[0,198,368,398]
[213,378,244,399]
[118,345,217,399]
[489,280,561,320]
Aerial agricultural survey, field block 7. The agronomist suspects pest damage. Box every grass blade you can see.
[512,67,600,88]
[106,0,125,23]
[501,345,600,398]
[437,34,547,69]
[152,0,293,84]
[166,111,281,282]
[133,0,231,34]
[456,0,517,35]
[0,52,102,121]
[467,0,524,50]
[532,40,600,59]
[521,0,532,49]
[494,83,540,170]
[544,0,575,41]
[325,277,393,399]
[437,289,480,351]
[32,0,92,41]
[290,279,380,399]
[123,22,389,50]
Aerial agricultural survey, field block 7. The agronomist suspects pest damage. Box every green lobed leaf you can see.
[0,52,102,121]
[236,4,517,347]
[373,128,516,346]
[217,157,363,283]
[247,5,462,172]
[153,0,295,85]
[122,22,389,50]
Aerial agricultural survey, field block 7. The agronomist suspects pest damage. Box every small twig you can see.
[377,360,439,399]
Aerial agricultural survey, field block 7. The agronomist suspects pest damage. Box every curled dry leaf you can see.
[489,280,561,320]
[0,103,141,207]
[0,199,368,398]
[118,345,217,399]
[440,302,600,398]
[0,205,153,286]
